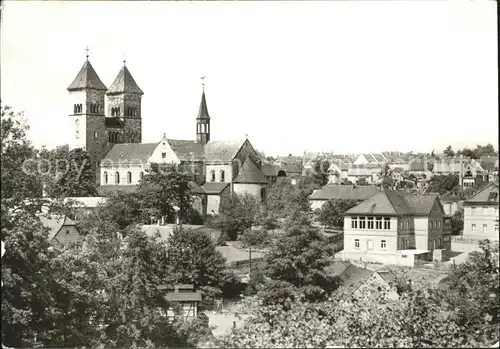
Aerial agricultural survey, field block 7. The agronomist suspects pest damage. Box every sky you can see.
[1,1,498,156]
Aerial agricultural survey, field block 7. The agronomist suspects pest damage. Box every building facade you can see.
[462,182,499,241]
[67,56,271,215]
[342,191,450,266]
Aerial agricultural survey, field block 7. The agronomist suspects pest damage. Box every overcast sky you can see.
[1,1,497,156]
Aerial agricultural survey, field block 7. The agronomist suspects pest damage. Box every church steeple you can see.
[196,77,210,144]
[67,60,107,92]
[105,61,143,143]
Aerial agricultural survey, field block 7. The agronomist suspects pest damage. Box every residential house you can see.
[308,185,380,210]
[462,181,499,241]
[347,165,382,185]
[159,284,202,320]
[39,215,81,248]
[342,192,450,266]
[329,262,399,303]
[353,153,388,166]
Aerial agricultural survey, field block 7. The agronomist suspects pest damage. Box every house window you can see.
[351,217,358,229]
[220,170,225,182]
[94,131,98,139]
[406,221,410,229]
[127,171,132,184]
[381,240,387,250]
[354,239,360,249]
[367,240,374,250]
[367,217,374,229]
[483,224,487,233]
[495,224,499,233]
[115,172,120,184]
[104,171,108,184]
[359,217,366,229]
[66,229,70,235]
[375,217,382,229]
[161,152,166,159]
[140,171,144,182]
[210,170,216,182]
[384,217,391,230]
[471,224,476,232]
[437,220,441,229]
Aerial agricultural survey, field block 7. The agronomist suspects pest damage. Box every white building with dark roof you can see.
[342,191,450,266]
[67,55,274,215]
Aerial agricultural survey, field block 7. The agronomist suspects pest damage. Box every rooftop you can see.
[309,184,380,201]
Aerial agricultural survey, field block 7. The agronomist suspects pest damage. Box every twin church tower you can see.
[67,54,211,169]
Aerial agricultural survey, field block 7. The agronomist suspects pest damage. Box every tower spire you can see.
[123,52,126,66]
[85,46,90,61]
[201,76,205,91]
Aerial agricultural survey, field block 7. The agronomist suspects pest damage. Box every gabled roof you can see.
[233,156,267,184]
[480,156,499,171]
[309,185,380,201]
[197,91,210,119]
[464,181,499,203]
[345,191,442,217]
[281,162,303,174]
[201,182,229,194]
[101,143,158,166]
[167,139,205,161]
[189,181,206,195]
[39,215,76,240]
[204,140,244,162]
[67,60,107,91]
[106,65,144,95]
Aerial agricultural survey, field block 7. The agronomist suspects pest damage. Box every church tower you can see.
[106,61,144,143]
[196,83,210,144]
[67,52,108,170]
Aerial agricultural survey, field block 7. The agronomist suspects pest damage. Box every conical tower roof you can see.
[197,90,210,119]
[67,60,107,91]
[234,155,268,184]
[107,64,143,95]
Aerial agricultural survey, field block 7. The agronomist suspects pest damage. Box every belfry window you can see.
[103,171,108,184]
[210,170,215,182]
[127,171,132,184]
[220,170,225,182]
[115,172,120,184]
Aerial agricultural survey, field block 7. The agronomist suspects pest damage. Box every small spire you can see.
[245,134,248,140]
[201,76,205,91]
[123,52,126,66]
[85,46,90,61]
[163,132,166,138]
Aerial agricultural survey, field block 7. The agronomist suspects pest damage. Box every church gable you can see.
[148,137,181,165]
[233,139,261,169]
[429,198,445,217]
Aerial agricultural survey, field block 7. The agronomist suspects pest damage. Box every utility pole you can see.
[249,246,252,275]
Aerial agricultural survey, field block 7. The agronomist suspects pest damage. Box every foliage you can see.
[426,174,460,195]
[317,199,359,228]
[211,240,500,348]
[240,228,270,248]
[456,144,497,159]
[219,193,263,241]
[165,227,232,301]
[266,177,296,219]
[182,207,204,225]
[139,163,193,223]
[39,145,97,198]
[260,225,337,304]
[311,160,330,188]
[451,209,464,235]
[356,176,369,186]
[444,145,455,157]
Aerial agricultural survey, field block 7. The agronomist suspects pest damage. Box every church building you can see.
[67,55,269,215]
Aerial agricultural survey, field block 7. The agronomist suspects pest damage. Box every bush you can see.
[205,214,223,229]
[240,228,269,248]
[183,208,204,225]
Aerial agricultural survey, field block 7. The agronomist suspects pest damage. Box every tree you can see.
[164,227,231,301]
[311,160,330,188]
[451,209,464,235]
[266,177,295,219]
[260,225,338,304]
[317,199,359,228]
[443,145,455,157]
[39,145,97,198]
[139,163,193,223]
[219,193,263,241]
[356,176,369,186]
